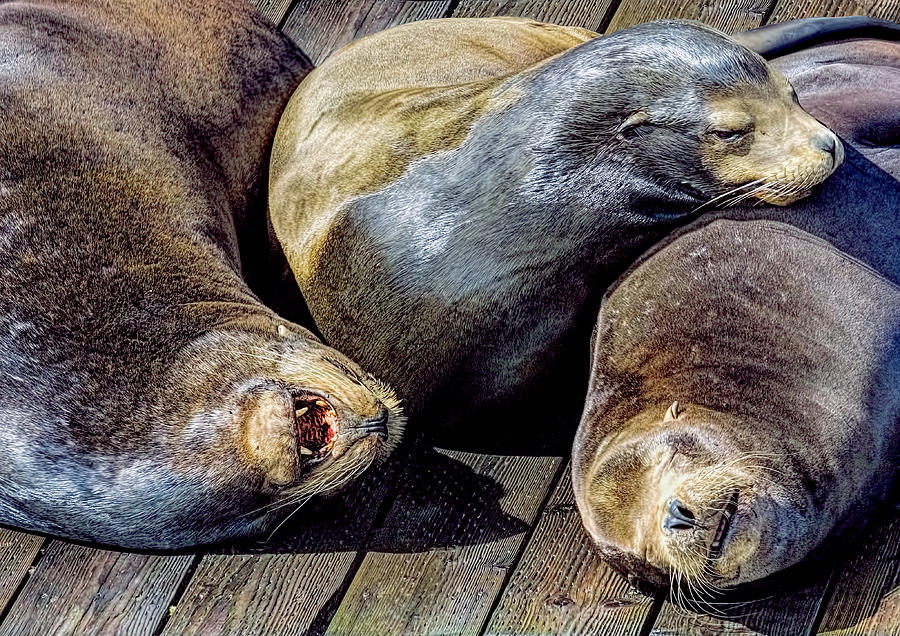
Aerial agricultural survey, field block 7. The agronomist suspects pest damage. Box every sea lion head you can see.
[573,399,846,599]
[136,317,405,544]
[543,20,842,208]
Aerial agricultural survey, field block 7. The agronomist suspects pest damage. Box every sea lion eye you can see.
[708,127,752,143]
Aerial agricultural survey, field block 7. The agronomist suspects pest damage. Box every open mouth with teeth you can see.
[293,394,337,459]
[708,489,740,563]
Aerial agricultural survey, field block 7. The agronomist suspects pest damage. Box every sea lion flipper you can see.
[732,16,900,59]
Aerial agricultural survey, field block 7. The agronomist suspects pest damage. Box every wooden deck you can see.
[1,1,898,634]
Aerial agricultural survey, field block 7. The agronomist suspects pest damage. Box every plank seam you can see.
[305,549,370,636]
[308,444,416,634]
[444,0,462,19]
[276,0,300,30]
[598,0,626,33]
[475,457,570,636]
[637,590,666,636]
[760,0,781,26]
[150,552,204,636]
[354,1,379,39]
[0,537,46,629]
[804,567,842,636]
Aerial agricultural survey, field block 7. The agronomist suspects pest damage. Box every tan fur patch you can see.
[700,69,842,205]
[269,18,596,284]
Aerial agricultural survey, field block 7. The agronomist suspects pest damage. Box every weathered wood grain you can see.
[357,1,453,37]
[249,0,295,26]
[0,530,43,616]
[0,541,193,636]
[161,552,354,636]
[161,456,399,636]
[280,0,454,65]
[814,507,900,636]
[325,451,562,636]
[767,0,900,24]
[484,461,658,636]
[606,0,773,33]
[280,0,377,64]
[649,570,834,635]
[452,0,616,30]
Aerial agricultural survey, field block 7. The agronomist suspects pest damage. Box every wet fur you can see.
[0,0,402,548]
[573,37,900,593]
[270,19,836,449]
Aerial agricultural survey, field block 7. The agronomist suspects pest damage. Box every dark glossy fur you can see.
[301,22,784,450]
[0,0,332,547]
[574,36,900,587]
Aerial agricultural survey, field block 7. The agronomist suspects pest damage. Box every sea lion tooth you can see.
[315,400,328,408]
[663,401,680,422]
[0,0,407,550]
[269,16,842,440]
[295,407,309,417]
[299,446,314,456]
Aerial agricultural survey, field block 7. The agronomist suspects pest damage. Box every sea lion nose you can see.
[813,133,837,161]
[662,498,698,533]
[358,405,389,437]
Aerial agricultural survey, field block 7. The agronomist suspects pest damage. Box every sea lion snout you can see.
[699,65,844,206]
[573,405,782,588]
[231,338,404,485]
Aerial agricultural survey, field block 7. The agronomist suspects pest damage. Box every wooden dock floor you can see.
[0,1,898,634]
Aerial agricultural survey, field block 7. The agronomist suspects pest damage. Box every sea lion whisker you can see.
[262,494,317,540]
[263,456,374,541]
[241,455,373,519]
[691,178,768,213]
[724,177,792,206]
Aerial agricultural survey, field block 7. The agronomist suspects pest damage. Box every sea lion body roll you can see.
[0,0,402,549]
[269,18,840,443]
[573,35,900,593]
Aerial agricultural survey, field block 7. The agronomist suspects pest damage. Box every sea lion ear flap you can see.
[663,400,680,422]
[617,110,649,138]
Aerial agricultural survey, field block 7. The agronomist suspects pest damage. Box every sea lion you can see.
[269,18,841,448]
[0,0,402,549]
[572,34,900,596]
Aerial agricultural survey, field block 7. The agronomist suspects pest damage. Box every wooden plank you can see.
[0,541,193,636]
[162,552,355,636]
[0,530,43,615]
[649,570,834,635]
[325,450,562,636]
[249,0,295,27]
[280,0,377,65]
[357,1,454,38]
[484,461,657,636]
[814,506,900,636]
[606,0,773,33]
[452,0,616,30]
[162,458,399,636]
[280,0,454,65]
[767,0,900,24]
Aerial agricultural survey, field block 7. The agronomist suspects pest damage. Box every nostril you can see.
[662,497,697,533]
[814,134,837,160]
[361,405,389,436]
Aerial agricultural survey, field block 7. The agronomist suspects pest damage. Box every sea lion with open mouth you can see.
[269,16,842,447]
[573,30,900,599]
[0,0,402,549]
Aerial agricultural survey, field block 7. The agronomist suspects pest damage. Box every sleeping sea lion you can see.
[268,17,842,448]
[572,32,900,596]
[0,0,402,549]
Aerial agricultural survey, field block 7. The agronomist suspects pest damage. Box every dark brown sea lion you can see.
[0,0,402,549]
[269,17,841,449]
[572,33,900,596]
